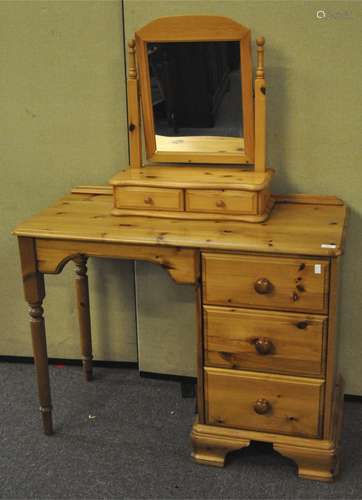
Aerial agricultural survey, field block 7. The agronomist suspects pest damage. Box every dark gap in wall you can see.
[121,0,130,162]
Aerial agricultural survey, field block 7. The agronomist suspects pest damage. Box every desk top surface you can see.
[13,190,347,257]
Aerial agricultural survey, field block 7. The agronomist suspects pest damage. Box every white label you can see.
[321,243,337,249]
[314,264,322,274]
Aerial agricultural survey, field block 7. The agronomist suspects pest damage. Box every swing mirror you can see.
[135,16,255,165]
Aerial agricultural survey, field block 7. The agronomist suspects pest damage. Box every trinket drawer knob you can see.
[144,196,154,205]
[216,200,226,208]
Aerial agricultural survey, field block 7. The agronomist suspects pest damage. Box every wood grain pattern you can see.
[202,253,330,313]
[111,202,273,223]
[114,186,184,211]
[14,188,347,481]
[323,257,341,439]
[73,255,93,381]
[254,37,266,172]
[110,166,273,191]
[136,16,250,42]
[155,135,244,155]
[274,378,343,481]
[18,237,53,435]
[192,429,250,467]
[127,39,142,168]
[35,238,197,284]
[195,253,205,423]
[13,193,347,257]
[192,383,342,480]
[205,367,324,438]
[111,167,272,221]
[273,194,344,206]
[185,189,257,215]
[204,306,326,377]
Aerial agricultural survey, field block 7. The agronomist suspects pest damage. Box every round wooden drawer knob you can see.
[254,398,271,415]
[216,200,226,208]
[254,337,273,355]
[254,278,272,294]
[144,196,153,205]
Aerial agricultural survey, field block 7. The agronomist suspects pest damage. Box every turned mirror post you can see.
[254,36,266,172]
[127,39,142,168]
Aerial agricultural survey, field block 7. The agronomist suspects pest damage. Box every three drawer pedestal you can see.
[192,251,343,482]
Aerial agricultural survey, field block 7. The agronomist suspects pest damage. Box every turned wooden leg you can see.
[274,443,339,482]
[191,426,250,467]
[74,255,93,381]
[18,237,53,435]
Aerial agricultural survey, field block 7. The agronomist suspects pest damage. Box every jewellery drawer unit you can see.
[111,166,274,223]
[192,248,345,482]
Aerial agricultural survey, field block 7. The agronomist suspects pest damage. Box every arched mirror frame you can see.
[135,16,255,165]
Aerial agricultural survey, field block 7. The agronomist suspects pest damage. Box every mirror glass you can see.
[147,41,244,155]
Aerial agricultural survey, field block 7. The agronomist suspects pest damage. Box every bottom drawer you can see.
[205,367,324,438]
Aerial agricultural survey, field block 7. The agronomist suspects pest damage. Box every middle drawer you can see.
[204,306,326,377]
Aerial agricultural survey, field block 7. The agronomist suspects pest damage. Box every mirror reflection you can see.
[148,41,244,154]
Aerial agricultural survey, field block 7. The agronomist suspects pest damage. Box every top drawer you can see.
[202,253,329,313]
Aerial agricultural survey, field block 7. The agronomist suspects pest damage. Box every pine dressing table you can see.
[13,16,348,482]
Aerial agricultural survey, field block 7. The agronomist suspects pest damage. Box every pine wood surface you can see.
[35,239,197,284]
[202,253,330,313]
[323,257,342,439]
[13,191,347,258]
[254,36,266,172]
[203,306,326,377]
[73,256,93,381]
[192,376,343,480]
[110,199,273,223]
[17,237,53,435]
[109,166,273,191]
[135,15,250,42]
[155,135,244,155]
[185,189,257,215]
[204,367,324,438]
[127,39,142,168]
[135,16,254,164]
[114,186,184,211]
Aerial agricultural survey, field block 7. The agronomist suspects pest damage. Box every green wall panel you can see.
[1,1,137,361]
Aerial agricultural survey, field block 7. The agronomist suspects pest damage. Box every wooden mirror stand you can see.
[109,16,274,223]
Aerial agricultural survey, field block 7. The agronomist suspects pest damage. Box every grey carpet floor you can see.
[1,362,361,500]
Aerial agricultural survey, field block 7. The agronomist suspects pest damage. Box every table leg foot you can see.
[40,406,54,435]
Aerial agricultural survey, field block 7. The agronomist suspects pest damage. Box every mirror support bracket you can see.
[127,39,142,168]
[255,36,266,173]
